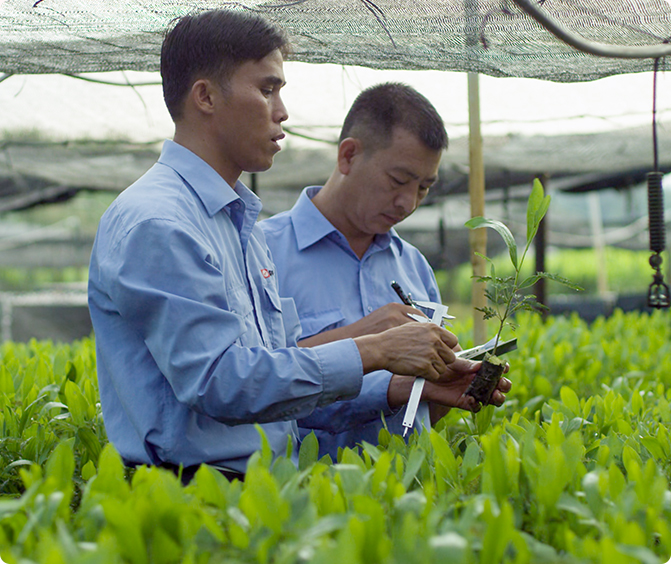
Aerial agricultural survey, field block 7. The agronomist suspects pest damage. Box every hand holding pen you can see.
[391,280,414,307]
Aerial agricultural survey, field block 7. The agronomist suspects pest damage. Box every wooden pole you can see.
[468,72,487,345]
[588,191,609,297]
[535,174,548,312]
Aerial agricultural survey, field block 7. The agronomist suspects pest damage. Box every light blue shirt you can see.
[260,186,440,459]
[88,141,363,473]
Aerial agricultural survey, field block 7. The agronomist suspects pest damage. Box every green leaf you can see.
[518,274,542,290]
[17,394,45,435]
[89,444,131,498]
[63,379,88,427]
[481,498,514,563]
[77,427,102,465]
[474,404,496,436]
[640,436,665,460]
[0,365,14,395]
[4,459,35,471]
[45,440,75,491]
[81,459,97,481]
[254,424,273,468]
[429,430,457,483]
[536,271,584,291]
[298,431,319,471]
[475,306,499,321]
[102,498,148,564]
[334,464,367,496]
[466,217,518,269]
[240,467,289,535]
[560,386,581,416]
[527,178,551,244]
[402,448,426,489]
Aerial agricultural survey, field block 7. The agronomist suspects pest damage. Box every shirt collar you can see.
[290,186,404,255]
[158,139,261,219]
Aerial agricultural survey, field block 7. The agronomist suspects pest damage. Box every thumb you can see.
[449,357,481,375]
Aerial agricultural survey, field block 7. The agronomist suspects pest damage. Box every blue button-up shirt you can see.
[88,141,363,473]
[261,186,441,458]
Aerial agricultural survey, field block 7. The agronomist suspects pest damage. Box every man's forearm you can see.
[298,302,423,348]
[299,324,360,347]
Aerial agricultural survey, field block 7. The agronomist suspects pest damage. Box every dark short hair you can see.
[339,82,448,153]
[160,9,289,121]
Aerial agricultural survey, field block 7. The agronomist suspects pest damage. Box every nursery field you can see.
[436,248,669,304]
[1,309,671,563]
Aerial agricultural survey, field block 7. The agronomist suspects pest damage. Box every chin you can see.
[246,160,274,174]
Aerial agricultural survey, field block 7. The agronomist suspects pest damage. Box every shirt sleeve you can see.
[102,218,363,425]
[297,369,398,433]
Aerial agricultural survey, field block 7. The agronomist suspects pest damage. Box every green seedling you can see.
[464,178,581,404]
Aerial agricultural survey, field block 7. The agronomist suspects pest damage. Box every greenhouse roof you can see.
[1,0,670,81]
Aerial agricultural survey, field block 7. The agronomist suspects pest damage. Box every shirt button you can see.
[367,306,373,312]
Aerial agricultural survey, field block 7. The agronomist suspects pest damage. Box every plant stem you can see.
[493,237,534,356]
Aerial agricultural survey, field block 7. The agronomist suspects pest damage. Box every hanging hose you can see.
[648,172,666,254]
[647,171,669,308]
[647,57,670,308]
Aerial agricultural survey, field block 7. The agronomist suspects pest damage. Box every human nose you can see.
[395,186,421,214]
[274,94,288,123]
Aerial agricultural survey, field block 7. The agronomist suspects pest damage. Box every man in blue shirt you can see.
[261,83,511,459]
[88,11,464,481]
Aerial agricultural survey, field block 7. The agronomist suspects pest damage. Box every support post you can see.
[468,72,487,345]
[535,175,548,311]
[588,190,609,297]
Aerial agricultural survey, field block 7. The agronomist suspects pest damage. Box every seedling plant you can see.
[464,178,581,404]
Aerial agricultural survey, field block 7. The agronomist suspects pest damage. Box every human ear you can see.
[337,137,362,175]
[190,79,216,116]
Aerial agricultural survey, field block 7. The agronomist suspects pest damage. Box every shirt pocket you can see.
[261,283,288,349]
[225,283,257,347]
[298,308,346,340]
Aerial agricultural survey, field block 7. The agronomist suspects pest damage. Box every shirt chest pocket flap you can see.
[299,308,345,340]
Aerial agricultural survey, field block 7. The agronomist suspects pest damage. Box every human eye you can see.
[389,174,407,186]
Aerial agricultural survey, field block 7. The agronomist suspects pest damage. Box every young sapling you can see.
[464,178,581,405]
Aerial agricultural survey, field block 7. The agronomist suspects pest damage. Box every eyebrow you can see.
[391,166,438,185]
[262,75,286,88]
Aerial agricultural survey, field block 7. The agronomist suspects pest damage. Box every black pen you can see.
[391,280,414,307]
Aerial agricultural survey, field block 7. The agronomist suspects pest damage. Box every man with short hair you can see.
[261,83,511,459]
[88,12,463,480]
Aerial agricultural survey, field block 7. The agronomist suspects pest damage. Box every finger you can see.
[488,390,506,406]
[438,346,456,365]
[496,377,512,393]
[423,364,442,383]
[463,394,481,412]
[461,394,481,412]
[446,358,480,375]
[437,327,459,349]
[427,357,449,381]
